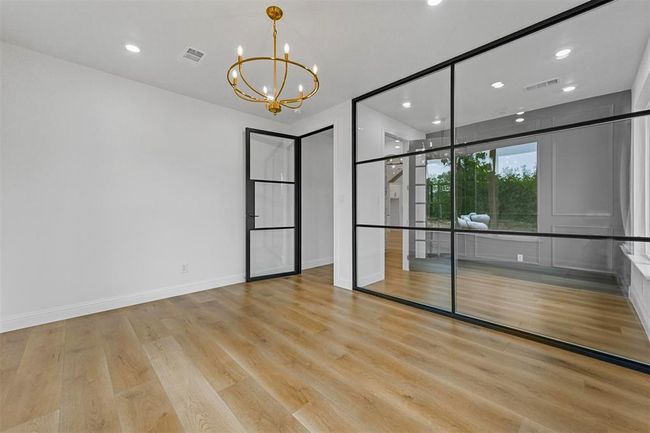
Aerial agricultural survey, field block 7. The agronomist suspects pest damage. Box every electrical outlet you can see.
[517,254,524,262]
[181,264,189,273]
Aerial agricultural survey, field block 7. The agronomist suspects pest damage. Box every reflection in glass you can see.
[454,0,649,143]
[357,227,451,311]
[455,233,650,364]
[357,149,451,228]
[456,142,537,232]
[356,68,451,162]
[250,133,295,181]
[454,117,640,237]
[254,183,294,228]
[250,229,294,278]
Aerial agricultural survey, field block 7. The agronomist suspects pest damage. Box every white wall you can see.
[289,101,353,289]
[301,130,333,270]
[355,104,425,286]
[0,42,285,331]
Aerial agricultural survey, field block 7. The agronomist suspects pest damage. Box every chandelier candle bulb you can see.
[226,6,319,115]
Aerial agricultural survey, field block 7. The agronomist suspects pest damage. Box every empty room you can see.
[1,0,649,432]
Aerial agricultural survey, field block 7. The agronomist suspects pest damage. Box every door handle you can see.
[248,214,260,218]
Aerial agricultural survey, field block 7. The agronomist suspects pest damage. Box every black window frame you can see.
[351,0,650,374]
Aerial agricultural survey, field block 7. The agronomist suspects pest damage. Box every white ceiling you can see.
[0,0,604,124]
[361,0,650,132]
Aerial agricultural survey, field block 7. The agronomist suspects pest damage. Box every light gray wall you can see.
[301,130,334,269]
[408,91,631,276]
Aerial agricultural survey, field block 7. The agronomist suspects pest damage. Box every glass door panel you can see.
[246,129,300,281]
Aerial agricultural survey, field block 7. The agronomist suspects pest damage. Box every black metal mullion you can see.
[357,224,451,232]
[295,136,302,273]
[245,128,252,281]
[450,64,456,314]
[352,101,358,288]
[354,108,650,167]
[251,179,295,185]
[251,226,295,231]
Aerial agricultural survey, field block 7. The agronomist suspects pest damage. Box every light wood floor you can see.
[366,230,650,364]
[1,266,649,433]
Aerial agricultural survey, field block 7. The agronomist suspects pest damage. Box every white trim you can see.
[357,272,384,288]
[302,256,334,270]
[627,256,650,340]
[551,224,612,273]
[551,113,614,217]
[0,273,244,332]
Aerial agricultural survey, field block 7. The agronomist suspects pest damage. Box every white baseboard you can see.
[302,256,334,270]
[628,259,650,341]
[0,273,245,333]
[357,272,384,288]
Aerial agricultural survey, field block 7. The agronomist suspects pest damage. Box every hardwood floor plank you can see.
[0,323,65,431]
[0,410,59,433]
[59,316,121,433]
[95,310,156,393]
[114,378,184,433]
[219,376,310,433]
[172,325,249,392]
[143,335,247,433]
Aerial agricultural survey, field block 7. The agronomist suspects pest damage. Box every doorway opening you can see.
[300,126,334,285]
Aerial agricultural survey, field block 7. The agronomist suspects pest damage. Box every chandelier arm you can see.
[277,59,289,99]
[279,78,319,104]
[280,99,303,110]
[227,57,319,112]
[237,63,268,100]
[232,85,266,103]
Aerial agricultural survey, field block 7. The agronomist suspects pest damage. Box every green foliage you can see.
[426,151,537,231]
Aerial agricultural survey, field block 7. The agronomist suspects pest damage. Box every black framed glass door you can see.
[245,128,301,281]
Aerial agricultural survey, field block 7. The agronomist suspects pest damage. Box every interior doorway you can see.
[300,126,334,284]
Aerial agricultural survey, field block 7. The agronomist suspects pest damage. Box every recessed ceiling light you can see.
[432,119,442,125]
[125,44,141,53]
[491,81,504,89]
[394,145,401,149]
[516,111,525,116]
[515,117,525,123]
[402,101,412,108]
[427,0,443,5]
[555,48,571,60]
[562,85,576,93]
[395,140,400,143]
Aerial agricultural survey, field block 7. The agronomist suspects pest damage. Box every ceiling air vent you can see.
[182,47,205,63]
[524,78,559,92]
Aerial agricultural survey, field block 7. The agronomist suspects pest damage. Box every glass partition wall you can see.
[353,0,650,372]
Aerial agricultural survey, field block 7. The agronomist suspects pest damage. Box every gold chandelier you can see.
[226,6,319,115]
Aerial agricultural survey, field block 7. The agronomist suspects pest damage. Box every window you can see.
[456,142,537,231]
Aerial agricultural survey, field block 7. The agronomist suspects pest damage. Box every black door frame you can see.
[245,128,301,282]
[245,125,334,281]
